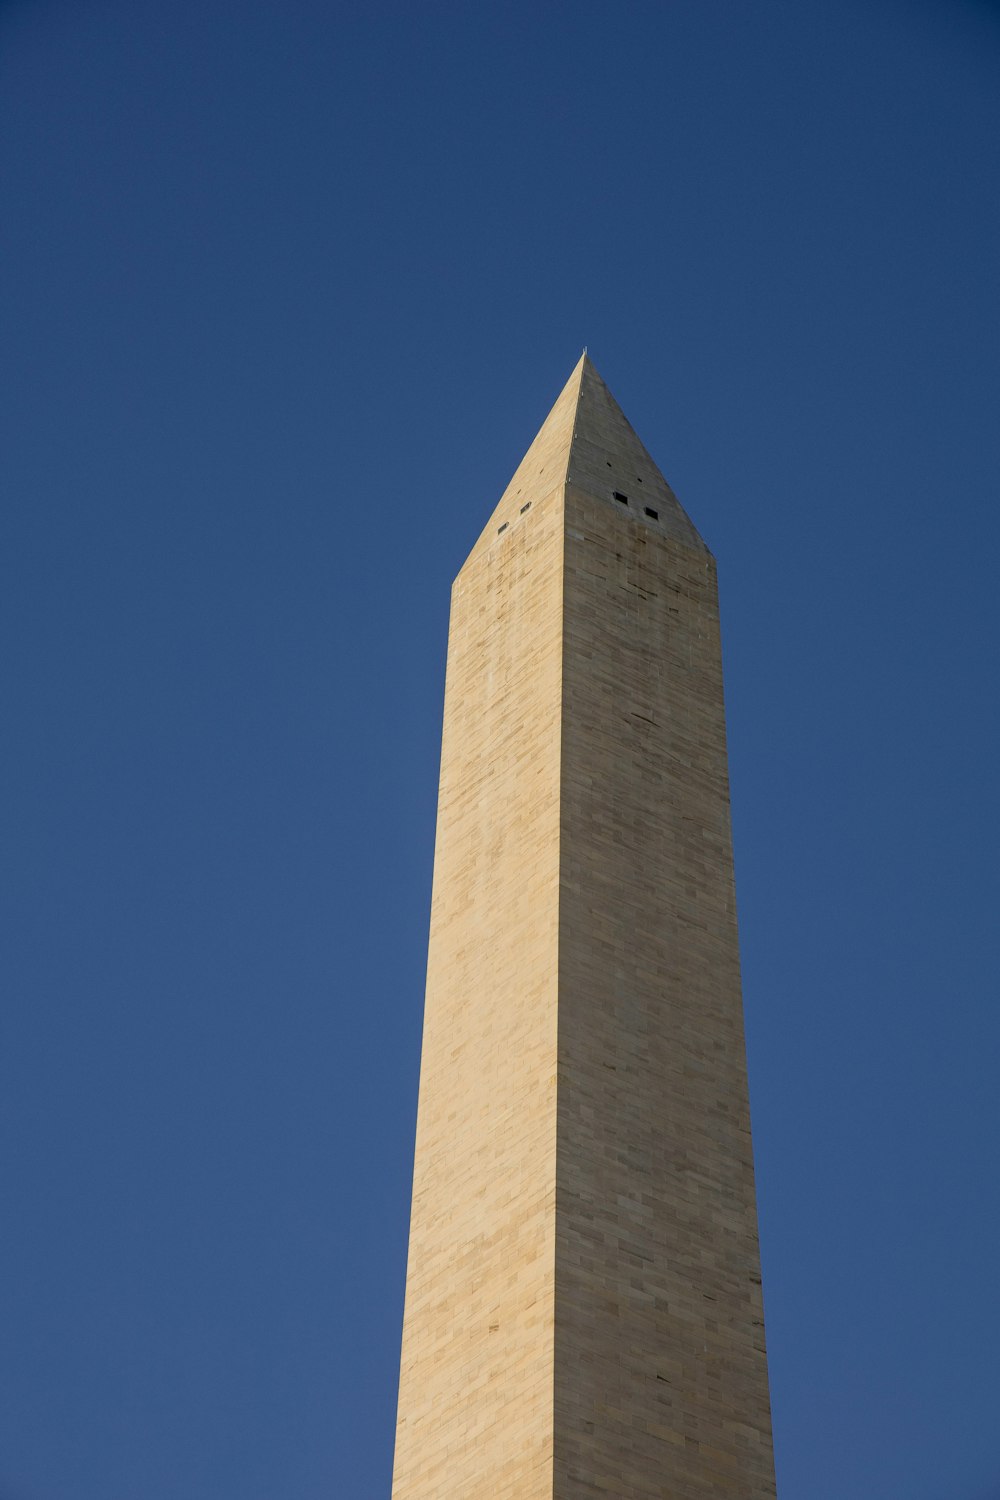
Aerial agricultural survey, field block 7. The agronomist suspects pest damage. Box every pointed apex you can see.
[469,356,708,565]
[566,356,707,552]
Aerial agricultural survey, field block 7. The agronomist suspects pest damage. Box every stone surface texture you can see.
[391,357,776,1499]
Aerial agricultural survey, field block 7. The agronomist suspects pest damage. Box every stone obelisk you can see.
[391,356,776,1498]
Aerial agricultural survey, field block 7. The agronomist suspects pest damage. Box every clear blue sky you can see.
[2,1,998,1496]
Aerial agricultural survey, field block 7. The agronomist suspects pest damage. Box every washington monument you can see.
[391,356,776,1498]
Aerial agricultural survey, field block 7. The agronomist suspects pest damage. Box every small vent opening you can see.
[613,491,629,505]
[497,522,509,534]
[645,507,659,520]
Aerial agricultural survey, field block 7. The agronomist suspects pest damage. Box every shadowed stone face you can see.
[392,357,776,1499]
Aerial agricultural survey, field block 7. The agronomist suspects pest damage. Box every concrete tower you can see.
[391,357,776,1499]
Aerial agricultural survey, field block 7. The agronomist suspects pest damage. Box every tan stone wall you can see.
[390,473,565,1499]
[555,485,775,1498]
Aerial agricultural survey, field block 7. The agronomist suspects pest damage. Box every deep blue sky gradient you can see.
[2,2,999,1496]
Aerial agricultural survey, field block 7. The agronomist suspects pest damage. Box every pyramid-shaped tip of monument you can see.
[461,354,711,568]
[564,357,709,553]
